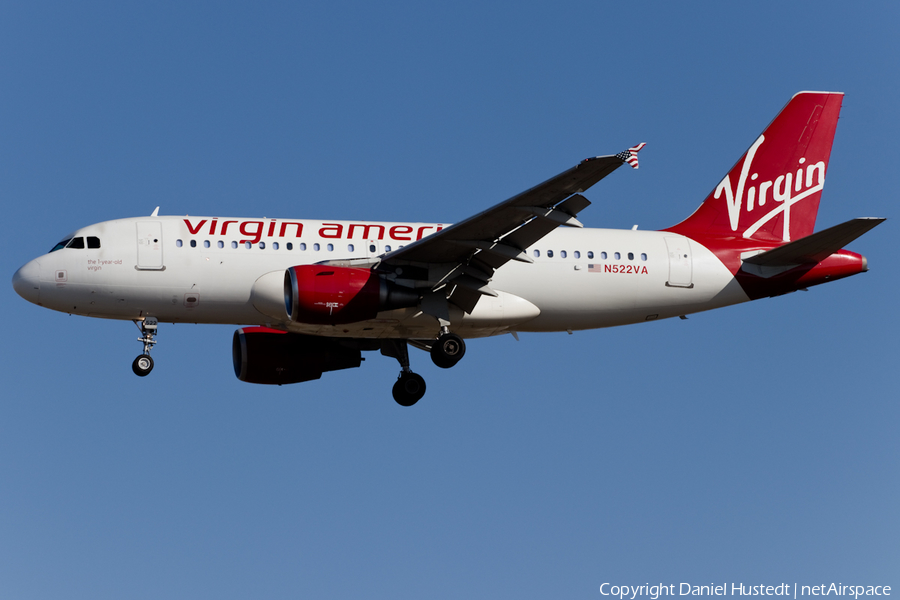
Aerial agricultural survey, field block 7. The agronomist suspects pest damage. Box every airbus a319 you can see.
[12,92,883,405]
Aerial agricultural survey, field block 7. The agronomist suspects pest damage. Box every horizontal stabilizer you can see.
[743,218,885,267]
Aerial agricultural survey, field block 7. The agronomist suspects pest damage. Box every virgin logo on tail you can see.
[665,92,842,244]
[716,134,826,242]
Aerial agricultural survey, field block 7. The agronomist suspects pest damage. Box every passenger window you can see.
[348,244,355,252]
[587,251,593,259]
[259,242,266,249]
[534,249,540,257]
[614,252,621,260]
[203,240,210,248]
[560,250,567,258]
[641,253,647,261]
[244,242,251,249]
[628,252,634,260]
[286,242,293,250]
[313,243,320,251]
[574,251,580,259]
[300,243,306,251]
[547,250,554,258]
[231,241,238,249]
[217,241,224,249]
[384,245,391,252]
[87,236,100,249]
[273,242,279,250]
[67,237,85,249]
[369,244,376,252]
[190,240,197,248]
[176,239,183,248]
[601,252,607,259]
[327,243,334,251]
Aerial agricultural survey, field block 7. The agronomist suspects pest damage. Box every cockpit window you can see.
[49,238,72,253]
[48,236,95,252]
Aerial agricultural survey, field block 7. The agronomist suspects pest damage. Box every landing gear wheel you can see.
[132,354,154,377]
[430,332,466,369]
[132,318,158,377]
[392,372,426,407]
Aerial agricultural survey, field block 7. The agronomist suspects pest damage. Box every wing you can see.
[320,145,646,314]
[386,146,645,264]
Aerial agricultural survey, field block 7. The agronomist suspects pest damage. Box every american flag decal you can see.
[615,142,646,169]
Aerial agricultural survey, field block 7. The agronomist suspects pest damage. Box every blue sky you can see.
[2,2,898,598]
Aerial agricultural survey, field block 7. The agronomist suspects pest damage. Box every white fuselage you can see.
[16,215,749,339]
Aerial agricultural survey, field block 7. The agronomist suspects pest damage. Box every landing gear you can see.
[393,372,426,407]
[132,354,154,376]
[381,339,426,407]
[430,331,466,369]
[380,328,466,405]
[132,317,158,377]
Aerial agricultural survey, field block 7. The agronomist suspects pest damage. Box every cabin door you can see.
[136,222,165,270]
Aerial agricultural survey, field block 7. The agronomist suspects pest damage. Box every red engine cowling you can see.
[232,327,362,385]
[284,265,419,325]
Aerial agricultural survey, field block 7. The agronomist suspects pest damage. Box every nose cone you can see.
[12,259,41,305]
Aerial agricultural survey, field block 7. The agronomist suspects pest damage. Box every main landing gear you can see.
[132,317,158,377]
[381,329,467,407]
[394,372,427,407]
[381,339,425,407]
[430,329,466,369]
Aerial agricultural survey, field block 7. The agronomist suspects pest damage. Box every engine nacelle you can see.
[284,265,419,325]
[232,327,362,385]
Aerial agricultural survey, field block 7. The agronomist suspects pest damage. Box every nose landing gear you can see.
[132,354,154,376]
[132,317,158,377]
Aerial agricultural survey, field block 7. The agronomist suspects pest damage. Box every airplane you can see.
[12,91,884,406]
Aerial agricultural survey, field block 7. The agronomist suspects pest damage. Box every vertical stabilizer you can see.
[667,92,843,243]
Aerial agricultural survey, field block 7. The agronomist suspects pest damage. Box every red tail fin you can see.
[667,92,843,243]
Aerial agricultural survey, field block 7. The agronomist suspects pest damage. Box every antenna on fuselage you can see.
[150,207,160,217]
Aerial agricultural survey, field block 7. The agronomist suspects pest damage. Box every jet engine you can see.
[233,327,362,384]
[284,265,419,325]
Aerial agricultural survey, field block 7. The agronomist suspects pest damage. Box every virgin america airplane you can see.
[12,92,883,405]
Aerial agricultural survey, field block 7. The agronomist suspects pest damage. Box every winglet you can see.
[616,143,646,169]
[150,207,160,217]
